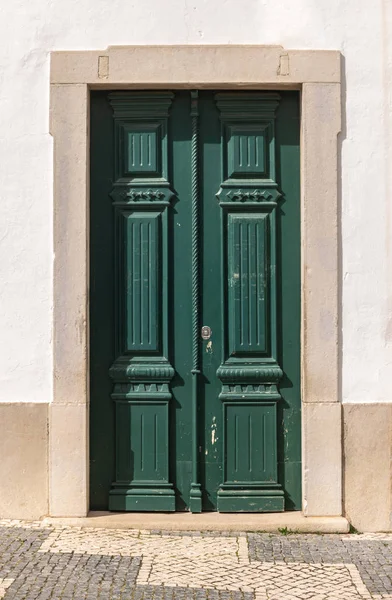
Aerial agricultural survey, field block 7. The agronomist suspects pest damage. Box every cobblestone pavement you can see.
[0,521,392,599]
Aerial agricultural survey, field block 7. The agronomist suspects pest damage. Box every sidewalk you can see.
[0,520,391,599]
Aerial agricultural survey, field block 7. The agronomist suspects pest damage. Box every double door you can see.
[90,90,301,512]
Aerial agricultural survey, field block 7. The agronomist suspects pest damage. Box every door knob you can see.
[201,326,212,340]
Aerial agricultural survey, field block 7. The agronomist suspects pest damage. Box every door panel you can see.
[214,93,284,511]
[90,90,301,512]
[227,213,269,356]
[108,93,176,511]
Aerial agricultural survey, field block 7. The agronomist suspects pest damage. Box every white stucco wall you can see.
[0,0,391,404]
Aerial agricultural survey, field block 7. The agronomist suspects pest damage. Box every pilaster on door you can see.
[215,93,284,512]
[108,92,176,511]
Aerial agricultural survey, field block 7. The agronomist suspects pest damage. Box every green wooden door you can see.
[90,90,301,512]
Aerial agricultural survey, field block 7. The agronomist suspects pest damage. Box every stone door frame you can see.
[49,45,341,517]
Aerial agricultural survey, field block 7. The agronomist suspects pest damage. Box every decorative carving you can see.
[226,124,268,178]
[109,92,174,119]
[215,92,284,512]
[223,383,280,394]
[191,90,200,378]
[109,91,173,184]
[227,213,269,356]
[110,362,175,382]
[112,381,172,401]
[225,188,280,202]
[115,382,170,394]
[216,365,283,383]
[122,189,165,201]
[125,125,159,175]
[110,186,173,206]
[189,90,202,513]
[117,211,161,353]
[216,92,280,185]
[215,92,281,121]
[108,92,176,511]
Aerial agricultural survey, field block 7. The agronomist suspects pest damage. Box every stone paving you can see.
[0,520,391,599]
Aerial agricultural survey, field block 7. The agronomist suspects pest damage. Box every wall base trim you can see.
[343,402,392,532]
[0,403,48,520]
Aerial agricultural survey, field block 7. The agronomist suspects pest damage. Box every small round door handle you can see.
[201,326,212,340]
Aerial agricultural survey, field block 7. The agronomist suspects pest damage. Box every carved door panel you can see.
[89,90,301,512]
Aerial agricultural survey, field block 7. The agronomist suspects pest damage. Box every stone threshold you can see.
[42,511,350,533]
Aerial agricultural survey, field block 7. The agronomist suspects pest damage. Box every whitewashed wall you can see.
[0,0,391,404]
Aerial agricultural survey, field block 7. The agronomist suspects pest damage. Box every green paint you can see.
[90,90,301,512]
[189,90,202,514]
[106,92,176,511]
[123,211,160,352]
[215,93,284,511]
[124,124,160,176]
[227,214,269,355]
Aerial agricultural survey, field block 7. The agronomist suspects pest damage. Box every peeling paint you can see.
[230,272,240,287]
[211,417,218,446]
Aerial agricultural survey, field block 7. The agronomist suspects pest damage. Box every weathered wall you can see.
[0,0,391,404]
[0,404,48,519]
[343,404,392,532]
